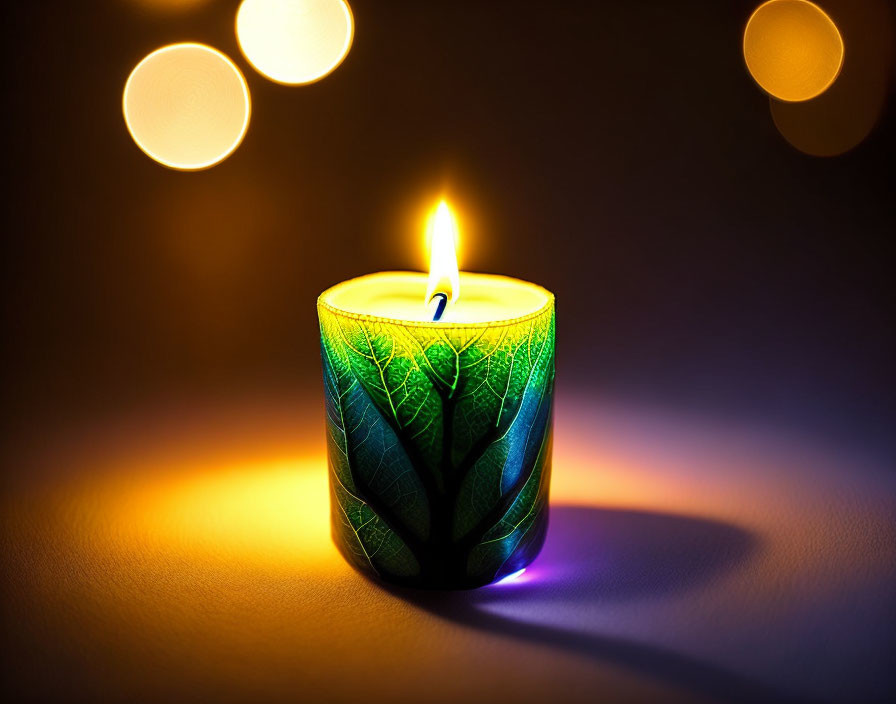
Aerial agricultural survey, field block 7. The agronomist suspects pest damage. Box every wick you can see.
[430,292,448,322]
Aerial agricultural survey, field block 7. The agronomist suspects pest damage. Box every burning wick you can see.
[425,200,460,323]
[429,292,449,322]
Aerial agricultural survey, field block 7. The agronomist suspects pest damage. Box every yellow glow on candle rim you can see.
[425,200,461,305]
[123,43,251,170]
[235,0,354,85]
[320,272,552,325]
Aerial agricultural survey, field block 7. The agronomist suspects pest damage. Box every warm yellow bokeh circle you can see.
[123,43,251,170]
[743,0,844,102]
[236,0,354,85]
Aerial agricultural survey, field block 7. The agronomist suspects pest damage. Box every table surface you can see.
[2,388,894,703]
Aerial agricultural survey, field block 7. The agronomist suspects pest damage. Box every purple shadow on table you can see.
[379,505,805,704]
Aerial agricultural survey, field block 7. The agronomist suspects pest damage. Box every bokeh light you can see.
[236,0,354,85]
[743,0,844,102]
[768,0,894,156]
[123,43,251,170]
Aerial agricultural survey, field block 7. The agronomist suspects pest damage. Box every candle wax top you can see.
[319,271,553,325]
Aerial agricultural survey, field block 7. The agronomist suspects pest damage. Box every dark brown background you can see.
[2,3,895,703]
[2,0,893,446]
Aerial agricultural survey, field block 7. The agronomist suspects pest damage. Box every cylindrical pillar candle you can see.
[318,271,555,589]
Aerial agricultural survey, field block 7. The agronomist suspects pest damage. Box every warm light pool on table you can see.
[5,390,893,701]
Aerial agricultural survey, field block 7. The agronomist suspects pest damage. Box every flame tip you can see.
[424,199,461,309]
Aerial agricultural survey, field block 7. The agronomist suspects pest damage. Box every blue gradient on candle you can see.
[493,568,526,585]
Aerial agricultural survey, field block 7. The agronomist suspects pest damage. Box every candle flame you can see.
[425,200,461,306]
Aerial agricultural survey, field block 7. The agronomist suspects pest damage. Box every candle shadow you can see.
[382,505,806,703]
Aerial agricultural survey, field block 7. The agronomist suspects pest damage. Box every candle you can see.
[318,202,555,589]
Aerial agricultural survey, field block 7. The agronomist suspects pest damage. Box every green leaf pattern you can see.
[319,300,555,587]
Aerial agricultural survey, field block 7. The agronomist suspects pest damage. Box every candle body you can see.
[318,273,555,588]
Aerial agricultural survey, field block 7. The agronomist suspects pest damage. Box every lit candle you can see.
[318,201,555,588]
